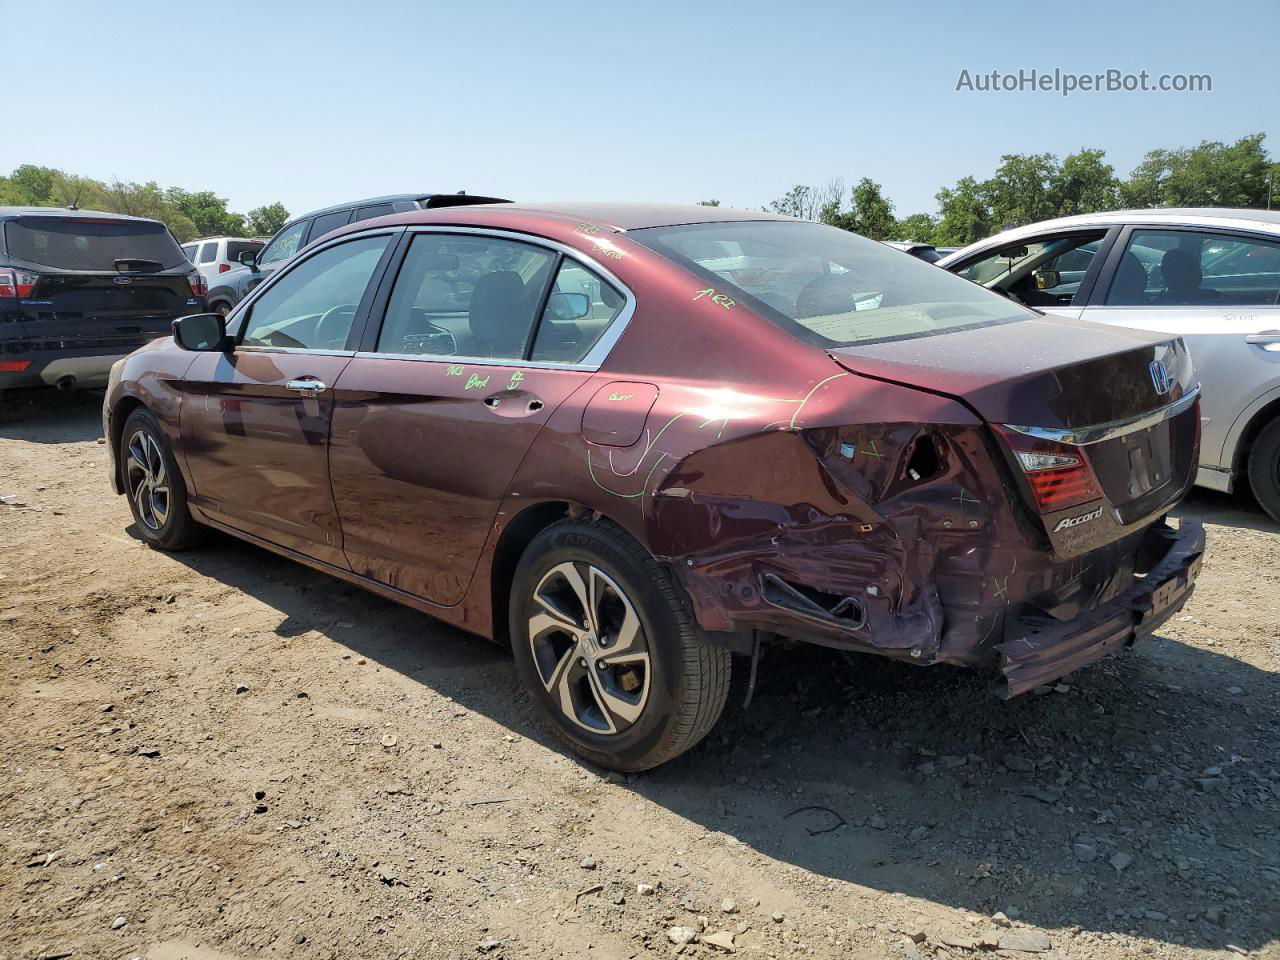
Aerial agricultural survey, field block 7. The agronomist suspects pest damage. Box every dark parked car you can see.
[0,208,206,393]
[104,202,1204,771]
[204,193,508,318]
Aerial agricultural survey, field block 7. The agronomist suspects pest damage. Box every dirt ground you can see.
[1,390,1277,960]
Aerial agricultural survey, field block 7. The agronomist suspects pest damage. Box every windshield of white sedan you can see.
[633,220,1025,346]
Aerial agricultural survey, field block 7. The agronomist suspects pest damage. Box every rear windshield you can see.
[631,220,1025,347]
[3,216,187,271]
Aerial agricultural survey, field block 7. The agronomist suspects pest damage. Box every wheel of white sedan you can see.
[509,517,730,771]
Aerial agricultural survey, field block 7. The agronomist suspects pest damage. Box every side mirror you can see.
[173,313,229,352]
[238,250,258,270]
[547,291,591,321]
[1033,269,1062,290]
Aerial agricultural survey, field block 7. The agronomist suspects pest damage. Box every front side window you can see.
[240,236,390,350]
[259,220,308,265]
[954,233,1104,306]
[377,234,557,359]
[182,244,198,262]
[530,260,626,362]
[633,220,1024,347]
[1106,229,1280,307]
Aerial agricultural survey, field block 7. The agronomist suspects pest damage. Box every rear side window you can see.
[530,260,626,362]
[198,242,218,263]
[376,234,557,359]
[226,240,264,262]
[259,220,308,265]
[310,210,353,242]
[353,203,395,223]
[4,216,187,271]
[1106,229,1280,307]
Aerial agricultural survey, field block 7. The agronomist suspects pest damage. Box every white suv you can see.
[181,236,266,286]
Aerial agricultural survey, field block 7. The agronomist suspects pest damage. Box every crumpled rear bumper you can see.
[995,519,1205,697]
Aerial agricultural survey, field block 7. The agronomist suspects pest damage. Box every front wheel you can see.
[509,518,730,771]
[120,408,204,550]
[1247,416,1280,523]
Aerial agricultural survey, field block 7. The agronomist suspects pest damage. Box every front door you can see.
[1081,226,1280,474]
[328,231,630,605]
[180,233,395,566]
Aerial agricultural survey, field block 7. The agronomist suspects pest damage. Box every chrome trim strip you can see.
[1001,383,1200,446]
[351,351,594,372]
[236,345,356,357]
[230,224,637,374]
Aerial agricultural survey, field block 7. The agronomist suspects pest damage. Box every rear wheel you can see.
[120,408,203,550]
[1246,416,1280,522]
[509,518,730,771]
[212,301,231,319]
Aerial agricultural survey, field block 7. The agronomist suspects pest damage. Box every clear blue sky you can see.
[9,0,1273,220]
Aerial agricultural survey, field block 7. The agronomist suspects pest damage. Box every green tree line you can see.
[769,132,1280,247]
[0,164,289,241]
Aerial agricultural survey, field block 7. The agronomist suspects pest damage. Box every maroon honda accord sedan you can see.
[103,202,1204,770]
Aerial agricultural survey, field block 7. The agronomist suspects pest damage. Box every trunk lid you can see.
[829,315,1200,557]
[829,315,1187,428]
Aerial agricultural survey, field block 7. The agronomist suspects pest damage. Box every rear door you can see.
[1080,225,1280,474]
[2,215,200,353]
[180,231,398,566]
[328,230,630,605]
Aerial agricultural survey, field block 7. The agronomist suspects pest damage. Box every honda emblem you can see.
[1148,359,1173,395]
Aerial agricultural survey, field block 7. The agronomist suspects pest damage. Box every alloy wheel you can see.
[125,430,171,532]
[528,562,651,734]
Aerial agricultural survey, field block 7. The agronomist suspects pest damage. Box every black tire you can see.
[120,408,204,550]
[1246,416,1280,523]
[509,517,730,772]
[212,301,231,319]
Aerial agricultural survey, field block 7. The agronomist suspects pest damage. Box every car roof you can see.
[0,206,163,224]
[348,201,795,233]
[290,193,510,224]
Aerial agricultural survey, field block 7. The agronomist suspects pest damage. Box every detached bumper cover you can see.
[995,519,1205,697]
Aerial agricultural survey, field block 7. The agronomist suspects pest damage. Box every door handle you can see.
[1245,331,1280,350]
[286,378,327,396]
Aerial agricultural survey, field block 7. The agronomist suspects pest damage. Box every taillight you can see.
[992,425,1103,513]
[0,268,39,298]
[0,360,32,372]
[187,271,208,297]
[218,263,232,273]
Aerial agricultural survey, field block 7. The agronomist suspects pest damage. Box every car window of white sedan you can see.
[240,236,390,351]
[1106,229,1280,307]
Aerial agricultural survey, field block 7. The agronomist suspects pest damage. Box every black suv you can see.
[0,208,206,393]
[205,192,508,317]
